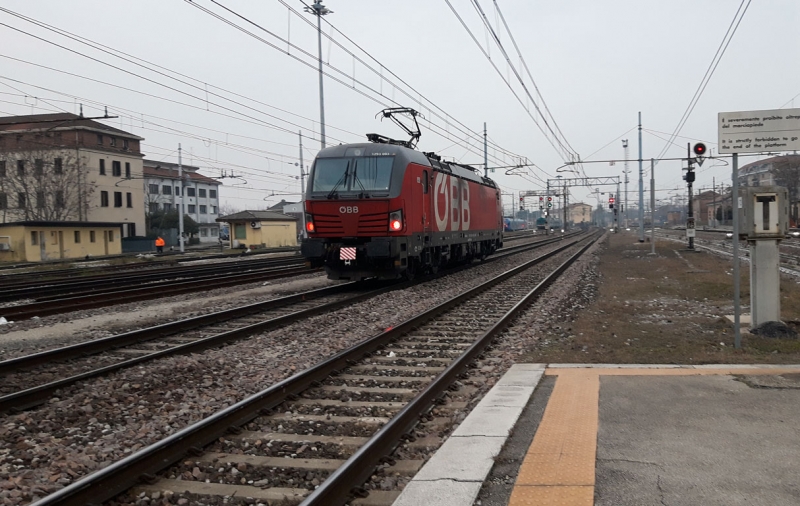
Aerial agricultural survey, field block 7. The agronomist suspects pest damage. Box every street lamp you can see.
[304,1,333,150]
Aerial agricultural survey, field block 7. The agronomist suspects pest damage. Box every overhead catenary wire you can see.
[653,0,752,163]
[187,0,520,167]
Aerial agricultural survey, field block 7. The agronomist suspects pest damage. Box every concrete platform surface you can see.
[393,364,800,506]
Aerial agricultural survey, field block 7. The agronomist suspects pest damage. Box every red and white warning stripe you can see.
[339,247,357,260]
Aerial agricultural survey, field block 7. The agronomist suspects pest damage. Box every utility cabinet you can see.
[738,186,789,240]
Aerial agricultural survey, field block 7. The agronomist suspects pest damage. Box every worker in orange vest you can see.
[155,236,165,253]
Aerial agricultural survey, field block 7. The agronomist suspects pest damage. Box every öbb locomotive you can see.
[300,142,504,280]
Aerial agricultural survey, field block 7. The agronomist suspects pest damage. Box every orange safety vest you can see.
[155,237,165,247]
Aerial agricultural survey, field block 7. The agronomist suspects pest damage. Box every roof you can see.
[216,210,297,223]
[0,220,123,229]
[266,199,299,211]
[739,154,800,175]
[143,164,221,186]
[0,113,144,140]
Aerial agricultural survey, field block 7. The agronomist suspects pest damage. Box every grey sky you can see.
[1,0,798,212]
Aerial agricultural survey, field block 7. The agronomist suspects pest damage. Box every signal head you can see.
[693,143,707,156]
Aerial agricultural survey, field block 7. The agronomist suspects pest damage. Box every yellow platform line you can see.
[508,366,800,506]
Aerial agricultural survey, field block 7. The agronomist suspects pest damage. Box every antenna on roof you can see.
[104,106,109,118]
[79,104,84,118]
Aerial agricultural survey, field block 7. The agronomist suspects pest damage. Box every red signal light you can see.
[693,143,707,156]
[390,219,402,231]
[306,221,315,232]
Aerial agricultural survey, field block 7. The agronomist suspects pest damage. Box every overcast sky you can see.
[2,0,798,213]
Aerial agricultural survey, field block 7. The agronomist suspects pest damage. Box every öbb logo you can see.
[434,173,470,232]
[339,206,359,214]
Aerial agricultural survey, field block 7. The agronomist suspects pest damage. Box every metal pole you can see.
[688,166,694,250]
[483,122,488,178]
[316,10,326,149]
[712,176,716,228]
[623,139,629,228]
[638,112,644,242]
[299,130,306,240]
[178,143,185,253]
[732,153,741,348]
[650,158,655,254]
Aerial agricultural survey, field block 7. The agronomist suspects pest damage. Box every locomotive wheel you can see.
[402,259,418,281]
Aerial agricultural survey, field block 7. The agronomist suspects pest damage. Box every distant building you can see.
[0,113,145,238]
[267,199,304,236]
[738,154,800,226]
[216,210,297,249]
[0,221,123,262]
[567,203,593,226]
[143,160,222,242]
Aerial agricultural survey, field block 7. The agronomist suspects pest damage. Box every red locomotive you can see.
[301,115,504,280]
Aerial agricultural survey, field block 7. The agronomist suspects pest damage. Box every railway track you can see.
[28,231,599,506]
[0,232,577,415]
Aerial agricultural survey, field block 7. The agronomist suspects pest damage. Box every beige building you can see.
[0,221,122,262]
[0,113,145,238]
[217,210,297,249]
[567,203,593,226]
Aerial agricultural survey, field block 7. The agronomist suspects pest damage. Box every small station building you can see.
[0,221,122,263]
[216,211,297,249]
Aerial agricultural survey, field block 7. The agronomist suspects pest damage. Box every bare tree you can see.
[218,202,241,217]
[0,148,92,223]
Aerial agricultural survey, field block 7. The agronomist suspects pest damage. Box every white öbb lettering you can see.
[339,206,359,214]
[434,173,470,232]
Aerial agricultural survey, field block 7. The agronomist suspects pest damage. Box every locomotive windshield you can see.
[311,155,394,194]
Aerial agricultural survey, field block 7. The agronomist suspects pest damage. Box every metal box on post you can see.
[738,186,789,240]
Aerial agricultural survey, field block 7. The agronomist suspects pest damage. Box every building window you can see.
[110,136,117,147]
[175,186,180,196]
[125,162,131,179]
[54,158,63,174]
[56,191,64,209]
[36,191,45,209]
[74,230,81,243]
[211,228,218,237]
[187,204,196,213]
[0,192,7,209]
[163,203,172,212]
[100,191,109,207]
[234,224,246,239]
[99,159,106,175]
[34,159,44,176]
[200,228,208,237]
[0,160,5,177]
[148,184,159,194]
[126,192,133,208]
[199,188,206,198]
[162,185,172,195]
[149,202,159,213]
[209,189,217,199]
[108,230,114,241]
[97,134,103,145]
[17,193,26,208]
[123,139,129,150]
[17,160,24,176]
[187,187,196,197]
[31,231,38,245]
[210,205,217,214]
[127,223,136,237]
[112,161,121,177]
[199,205,207,214]
[114,192,122,207]
[90,230,96,243]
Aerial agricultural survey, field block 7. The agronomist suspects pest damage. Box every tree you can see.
[147,209,199,237]
[0,148,91,223]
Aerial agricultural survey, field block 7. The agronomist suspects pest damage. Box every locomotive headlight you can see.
[389,210,403,231]
[305,214,315,233]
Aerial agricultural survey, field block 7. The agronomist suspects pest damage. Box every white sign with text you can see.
[718,108,800,154]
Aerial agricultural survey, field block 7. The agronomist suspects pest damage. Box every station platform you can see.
[394,363,800,506]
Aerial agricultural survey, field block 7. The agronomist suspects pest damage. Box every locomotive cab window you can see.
[311,155,395,194]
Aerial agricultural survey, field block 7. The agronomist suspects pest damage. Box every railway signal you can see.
[693,142,707,166]
[608,196,615,209]
[539,196,544,210]
[547,196,553,208]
